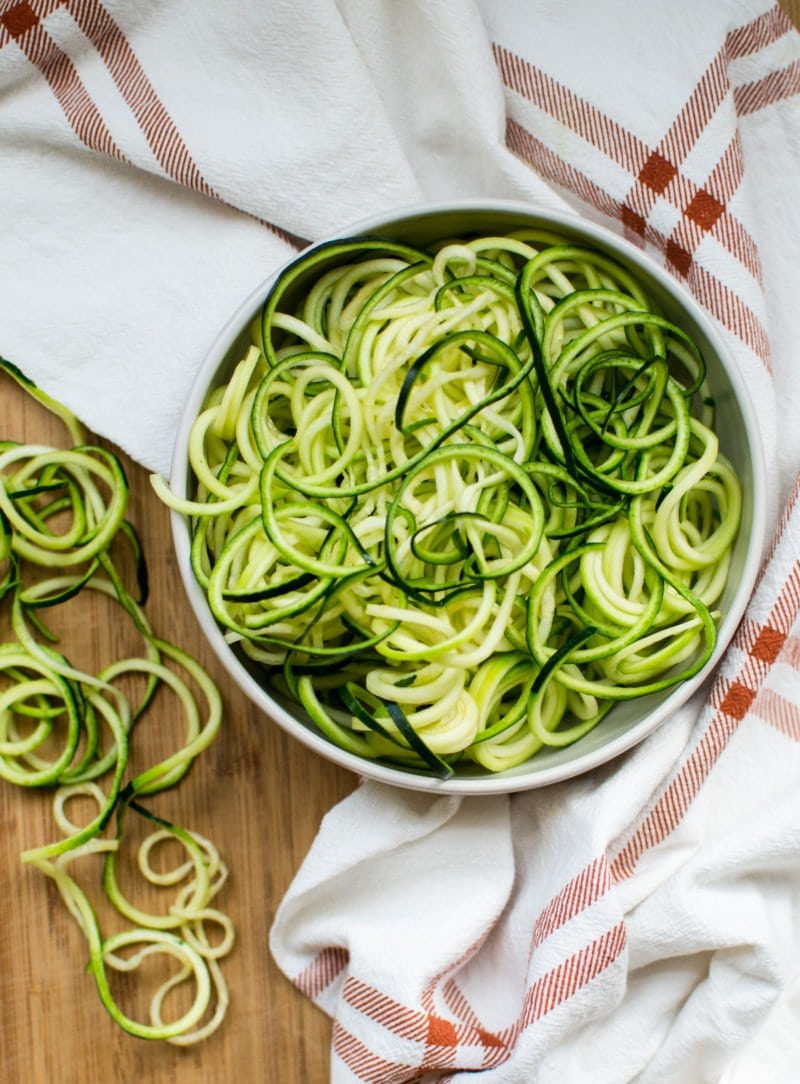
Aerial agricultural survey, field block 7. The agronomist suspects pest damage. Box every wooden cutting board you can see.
[0,374,355,1084]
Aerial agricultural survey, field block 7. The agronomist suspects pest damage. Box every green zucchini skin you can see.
[160,231,741,777]
[1,366,232,1044]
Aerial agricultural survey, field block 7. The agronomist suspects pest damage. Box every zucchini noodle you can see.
[156,230,742,778]
[0,359,232,1042]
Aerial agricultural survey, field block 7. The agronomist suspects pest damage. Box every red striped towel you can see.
[1,1,799,1080]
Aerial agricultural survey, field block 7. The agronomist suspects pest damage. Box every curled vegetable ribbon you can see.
[0,357,232,1043]
[154,232,741,776]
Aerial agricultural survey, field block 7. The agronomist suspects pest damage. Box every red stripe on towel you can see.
[2,0,303,246]
[330,884,624,1080]
[780,632,800,669]
[520,920,626,1028]
[293,945,349,1001]
[332,1024,418,1084]
[493,42,650,170]
[761,472,800,571]
[532,855,613,949]
[725,3,794,61]
[610,560,800,882]
[734,58,800,115]
[503,117,771,369]
[494,42,769,332]
[66,0,214,195]
[658,51,729,164]
[0,0,64,50]
[495,41,762,279]
[7,16,125,158]
[344,977,428,1042]
[753,687,800,741]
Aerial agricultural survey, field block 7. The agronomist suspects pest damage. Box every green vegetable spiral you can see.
[156,230,741,778]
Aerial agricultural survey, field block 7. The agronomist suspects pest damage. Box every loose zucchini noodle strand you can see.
[0,359,232,1043]
[155,230,742,777]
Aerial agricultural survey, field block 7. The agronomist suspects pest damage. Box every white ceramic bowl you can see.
[170,200,767,794]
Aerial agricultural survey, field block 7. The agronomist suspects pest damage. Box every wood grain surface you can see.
[0,378,355,1083]
[2,5,798,1082]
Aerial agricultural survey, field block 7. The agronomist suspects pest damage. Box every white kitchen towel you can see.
[2,1,800,1081]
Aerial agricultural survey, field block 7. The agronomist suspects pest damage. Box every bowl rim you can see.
[169,197,768,795]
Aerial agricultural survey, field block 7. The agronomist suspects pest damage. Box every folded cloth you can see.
[2,0,800,1080]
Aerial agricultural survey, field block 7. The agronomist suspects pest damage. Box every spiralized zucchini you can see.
[156,230,741,777]
[0,359,232,1042]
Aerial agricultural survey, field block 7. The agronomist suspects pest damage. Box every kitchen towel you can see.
[2,1,800,1081]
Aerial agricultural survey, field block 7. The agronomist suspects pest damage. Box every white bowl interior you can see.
[170,200,767,794]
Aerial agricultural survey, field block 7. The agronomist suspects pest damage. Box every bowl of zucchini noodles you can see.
[162,200,766,794]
